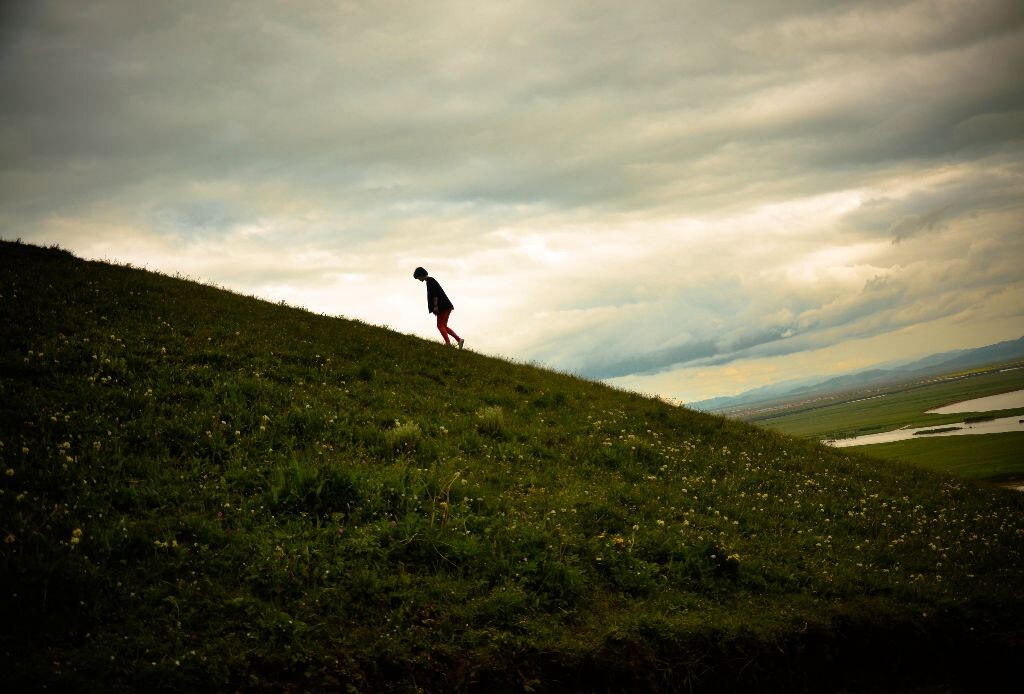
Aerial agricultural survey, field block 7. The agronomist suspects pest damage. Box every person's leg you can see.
[436,311,452,344]
[444,313,461,342]
[438,310,463,346]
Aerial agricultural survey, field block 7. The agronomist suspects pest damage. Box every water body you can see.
[828,416,1024,447]
[927,388,1024,414]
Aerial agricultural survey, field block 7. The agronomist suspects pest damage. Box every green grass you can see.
[850,433,1024,482]
[2,239,1024,691]
[752,371,1024,440]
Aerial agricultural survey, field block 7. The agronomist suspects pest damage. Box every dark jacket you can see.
[425,277,454,314]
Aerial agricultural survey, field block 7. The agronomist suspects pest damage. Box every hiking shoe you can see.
[457,338,465,349]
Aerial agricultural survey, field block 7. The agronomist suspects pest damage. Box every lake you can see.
[827,415,1024,447]
[927,388,1024,414]
[826,387,1024,447]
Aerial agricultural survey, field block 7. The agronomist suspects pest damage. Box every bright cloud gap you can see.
[2,0,1023,402]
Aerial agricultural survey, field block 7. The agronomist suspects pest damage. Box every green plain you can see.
[850,432,1024,481]
[752,370,1024,440]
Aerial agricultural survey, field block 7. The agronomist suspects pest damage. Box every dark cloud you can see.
[841,164,1024,241]
[889,206,952,243]
[555,186,1024,380]
[4,0,1021,222]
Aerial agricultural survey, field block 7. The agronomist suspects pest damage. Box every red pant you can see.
[436,310,461,344]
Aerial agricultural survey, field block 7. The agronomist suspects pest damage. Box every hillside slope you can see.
[2,240,1023,692]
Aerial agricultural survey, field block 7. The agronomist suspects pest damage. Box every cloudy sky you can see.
[2,0,1023,403]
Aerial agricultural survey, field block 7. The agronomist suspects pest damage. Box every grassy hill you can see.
[2,239,1023,692]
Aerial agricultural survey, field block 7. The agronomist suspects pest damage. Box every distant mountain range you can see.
[690,336,1024,412]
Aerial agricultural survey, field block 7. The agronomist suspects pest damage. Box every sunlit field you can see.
[849,433,1024,482]
[747,362,1024,484]
[750,370,1024,440]
[2,240,1022,692]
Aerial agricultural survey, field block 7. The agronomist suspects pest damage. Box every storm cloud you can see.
[2,0,1023,401]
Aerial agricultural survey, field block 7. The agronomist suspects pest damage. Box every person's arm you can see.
[426,278,439,313]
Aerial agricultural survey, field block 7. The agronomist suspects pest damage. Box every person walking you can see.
[414,267,464,348]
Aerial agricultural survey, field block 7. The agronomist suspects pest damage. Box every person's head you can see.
[413,266,428,281]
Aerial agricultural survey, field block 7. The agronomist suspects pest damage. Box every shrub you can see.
[384,420,422,453]
[267,458,360,516]
[476,405,506,438]
[532,390,569,409]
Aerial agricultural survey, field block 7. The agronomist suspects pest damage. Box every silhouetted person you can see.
[414,267,464,348]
